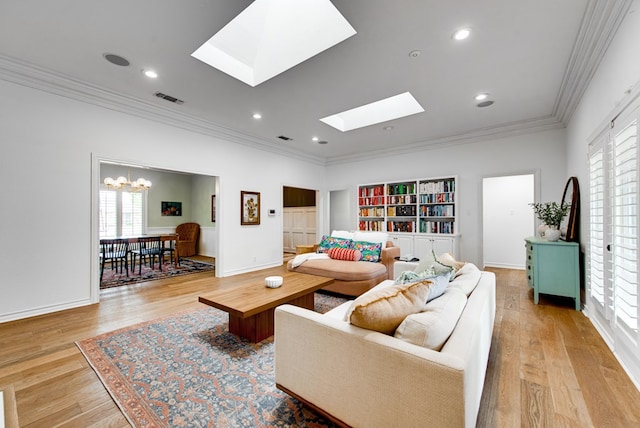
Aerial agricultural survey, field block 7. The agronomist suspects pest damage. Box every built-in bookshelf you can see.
[357,176,459,257]
[418,177,455,234]
[358,184,385,231]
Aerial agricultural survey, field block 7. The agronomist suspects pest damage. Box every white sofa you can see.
[274,267,496,428]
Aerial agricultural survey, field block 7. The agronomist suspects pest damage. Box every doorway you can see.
[482,174,535,269]
[282,186,317,253]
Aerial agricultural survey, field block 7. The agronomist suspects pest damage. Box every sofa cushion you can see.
[352,240,383,262]
[328,247,362,261]
[331,230,355,240]
[288,258,387,281]
[346,279,434,335]
[353,231,389,249]
[316,235,353,253]
[448,263,482,296]
[394,287,468,350]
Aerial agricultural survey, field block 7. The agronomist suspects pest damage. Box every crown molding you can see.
[325,116,565,166]
[0,54,327,166]
[553,0,633,124]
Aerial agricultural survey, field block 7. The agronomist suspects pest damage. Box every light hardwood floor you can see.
[1,266,639,427]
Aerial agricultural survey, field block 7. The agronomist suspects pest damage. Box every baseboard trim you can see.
[0,298,93,323]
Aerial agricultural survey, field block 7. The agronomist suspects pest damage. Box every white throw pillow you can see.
[394,287,467,350]
[448,263,481,296]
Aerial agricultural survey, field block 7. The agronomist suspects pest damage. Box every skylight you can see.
[319,92,425,132]
[191,0,356,87]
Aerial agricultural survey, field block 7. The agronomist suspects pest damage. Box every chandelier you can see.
[103,172,152,191]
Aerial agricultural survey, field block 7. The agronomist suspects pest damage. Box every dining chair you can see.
[160,238,178,266]
[176,222,200,257]
[130,236,163,275]
[100,238,129,282]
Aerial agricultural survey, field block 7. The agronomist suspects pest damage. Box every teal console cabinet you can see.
[525,237,580,310]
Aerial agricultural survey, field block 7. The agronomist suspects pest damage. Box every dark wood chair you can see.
[160,238,178,266]
[130,237,163,275]
[100,238,129,282]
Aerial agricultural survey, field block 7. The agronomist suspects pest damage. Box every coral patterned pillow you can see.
[328,247,362,261]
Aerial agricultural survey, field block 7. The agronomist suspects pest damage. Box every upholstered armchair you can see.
[176,222,200,257]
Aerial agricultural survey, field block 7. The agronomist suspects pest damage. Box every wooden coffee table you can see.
[198,271,334,343]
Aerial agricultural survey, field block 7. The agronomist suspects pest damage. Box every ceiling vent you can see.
[277,135,293,141]
[154,92,184,105]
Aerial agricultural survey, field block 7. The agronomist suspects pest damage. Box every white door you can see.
[482,174,535,269]
[283,207,316,253]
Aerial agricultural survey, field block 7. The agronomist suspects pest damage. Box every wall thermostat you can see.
[268,209,276,216]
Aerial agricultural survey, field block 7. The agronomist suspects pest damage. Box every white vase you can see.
[538,224,549,238]
[545,228,561,242]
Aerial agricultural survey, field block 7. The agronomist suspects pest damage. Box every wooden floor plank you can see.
[0,266,639,427]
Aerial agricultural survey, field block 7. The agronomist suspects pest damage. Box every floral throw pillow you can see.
[352,240,382,262]
[316,235,353,253]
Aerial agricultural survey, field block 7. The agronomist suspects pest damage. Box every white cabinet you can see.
[389,233,415,256]
[390,233,460,259]
[414,235,460,259]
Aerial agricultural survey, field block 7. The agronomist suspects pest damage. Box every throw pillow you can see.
[394,287,468,350]
[352,240,383,262]
[412,250,455,278]
[394,271,450,303]
[347,279,433,335]
[316,235,353,253]
[328,247,362,261]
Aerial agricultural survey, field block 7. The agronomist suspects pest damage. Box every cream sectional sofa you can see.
[275,265,496,428]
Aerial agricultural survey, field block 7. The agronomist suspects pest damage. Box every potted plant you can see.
[530,201,569,241]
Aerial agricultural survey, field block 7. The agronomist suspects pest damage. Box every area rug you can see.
[100,258,216,289]
[77,293,349,427]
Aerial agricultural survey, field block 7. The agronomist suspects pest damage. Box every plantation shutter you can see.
[612,116,639,340]
[99,189,118,238]
[99,188,146,238]
[121,191,144,236]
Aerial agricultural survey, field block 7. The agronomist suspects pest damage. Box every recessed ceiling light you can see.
[475,93,489,101]
[317,140,328,145]
[383,126,394,131]
[452,28,471,41]
[312,136,319,142]
[252,113,262,119]
[191,0,356,87]
[103,53,130,67]
[409,50,421,58]
[142,69,158,79]
[477,100,495,108]
[320,92,424,132]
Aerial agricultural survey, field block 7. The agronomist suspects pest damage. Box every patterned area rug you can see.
[100,258,215,289]
[77,293,349,427]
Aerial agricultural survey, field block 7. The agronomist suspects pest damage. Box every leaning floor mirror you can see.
[560,176,580,242]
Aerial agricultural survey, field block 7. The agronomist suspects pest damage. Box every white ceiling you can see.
[0,1,632,164]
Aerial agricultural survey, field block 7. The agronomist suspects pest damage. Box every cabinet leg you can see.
[534,290,539,305]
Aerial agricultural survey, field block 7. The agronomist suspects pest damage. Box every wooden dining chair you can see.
[100,238,129,282]
[130,236,163,275]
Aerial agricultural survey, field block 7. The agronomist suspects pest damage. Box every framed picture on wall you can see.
[241,191,260,225]
[211,195,216,222]
[161,201,182,216]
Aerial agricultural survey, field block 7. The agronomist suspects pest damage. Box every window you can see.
[99,188,145,238]
[588,99,640,383]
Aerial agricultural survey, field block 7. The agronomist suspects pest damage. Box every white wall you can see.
[0,79,326,322]
[325,129,568,266]
[330,189,351,232]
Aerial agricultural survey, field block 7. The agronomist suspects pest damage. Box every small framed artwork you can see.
[241,191,260,225]
[211,195,216,223]
[161,201,182,216]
